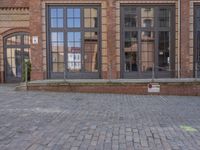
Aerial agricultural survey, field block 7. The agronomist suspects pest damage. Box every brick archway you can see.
[1,27,30,38]
[0,27,30,83]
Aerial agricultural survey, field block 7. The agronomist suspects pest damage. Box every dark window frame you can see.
[120,5,175,79]
[3,32,30,83]
[194,5,200,78]
[46,5,101,79]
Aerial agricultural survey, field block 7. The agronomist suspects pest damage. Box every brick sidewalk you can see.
[0,85,200,150]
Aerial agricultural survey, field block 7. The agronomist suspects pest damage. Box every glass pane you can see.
[53,63,64,72]
[84,8,98,28]
[124,31,138,72]
[51,19,57,28]
[84,32,98,72]
[51,32,64,42]
[24,35,30,45]
[67,32,81,72]
[67,9,74,18]
[57,19,64,28]
[141,31,155,72]
[74,9,80,17]
[124,7,136,14]
[125,14,137,27]
[125,31,138,50]
[7,48,12,58]
[51,9,57,18]
[52,53,64,63]
[24,48,30,61]
[67,18,74,28]
[68,53,81,72]
[6,35,21,45]
[159,8,170,27]
[67,8,81,28]
[74,19,81,28]
[158,32,170,71]
[58,42,64,52]
[197,31,200,74]
[51,32,64,68]
[84,18,91,28]
[84,9,91,18]
[57,9,63,17]
[141,8,154,17]
[50,8,64,28]
[125,52,138,72]
[141,8,154,28]
[6,48,22,78]
[85,62,98,72]
[91,8,98,17]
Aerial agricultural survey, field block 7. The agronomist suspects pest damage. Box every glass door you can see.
[4,33,30,83]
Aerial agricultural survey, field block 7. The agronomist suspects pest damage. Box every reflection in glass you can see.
[125,52,138,72]
[159,8,170,27]
[51,8,64,28]
[124,8,137,27]
[67,32,81,72]
[53,63,64,72]
[124,31,138,72]
[141,8,154,27]
[51,32,64,72]
[84,32,98,72]
[6,48,22,78]
[84,8,98,28]
[141,31,155,72]
[24,48,30,61]
[158,32,170,71]
[24,35,30,45]
[67,8,80,28]
[6,35,21,45]
[49,6,99,75]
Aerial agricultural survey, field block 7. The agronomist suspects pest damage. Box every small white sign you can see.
[148,83,160,93]
[32,36,38,44]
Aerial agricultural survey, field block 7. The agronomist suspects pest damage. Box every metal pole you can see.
[109,62,112,82]
[25,62,28,84]
[195,62,198,80]
[177,0,181,78]
[152,64,155,82]
[64,63,66,82]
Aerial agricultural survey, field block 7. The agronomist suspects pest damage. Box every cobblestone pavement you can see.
[0,85,200,150]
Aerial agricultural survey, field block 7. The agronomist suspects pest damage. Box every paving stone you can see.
[0,85,199,150]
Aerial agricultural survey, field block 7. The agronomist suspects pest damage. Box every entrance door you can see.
[4,33,30,83]
[48,6,101,79]
[121,6,175,79]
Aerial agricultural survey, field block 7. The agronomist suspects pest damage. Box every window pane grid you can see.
[49,6,99,75]
[122,6,173,78]
[51,8,64,28]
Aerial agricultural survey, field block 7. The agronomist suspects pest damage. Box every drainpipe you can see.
[178,0,181,78]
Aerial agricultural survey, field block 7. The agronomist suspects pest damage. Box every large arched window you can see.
[4,32,30,82]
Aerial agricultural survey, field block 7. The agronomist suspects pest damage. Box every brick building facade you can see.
[0,0,199,83]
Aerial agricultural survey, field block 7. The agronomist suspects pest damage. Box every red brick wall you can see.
[180,0,191,77]
[0,0,29,8]
[27,82,200,96]
[0,0,197,83]
[107,0,118,79]
[29,0,44,81]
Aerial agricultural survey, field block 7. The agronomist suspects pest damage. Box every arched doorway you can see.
[4,32,30,83]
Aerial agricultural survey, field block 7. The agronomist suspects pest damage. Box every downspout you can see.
[178,0,181,78]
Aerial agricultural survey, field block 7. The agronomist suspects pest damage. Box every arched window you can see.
[4,32,30,82]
